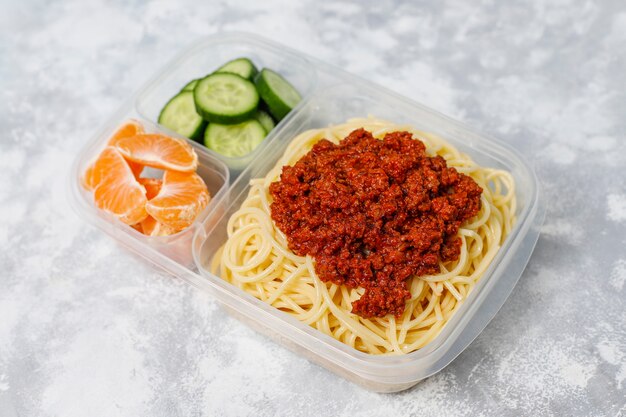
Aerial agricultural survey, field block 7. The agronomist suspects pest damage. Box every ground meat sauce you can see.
[269,129,483,318]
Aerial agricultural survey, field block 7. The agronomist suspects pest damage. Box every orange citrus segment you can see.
[138,178,163,200]
[91,147,148,225]
[145,170,210,230]
[128,163,145,178]
[151,221,181,237]
[82,163,97,190]
[114,134,198,173]
[131,222,143,233]
[140,215,181,237]
[140,215,158,235]
[107,120,145,178]
[107,120,144,146]
[83,121,145,190]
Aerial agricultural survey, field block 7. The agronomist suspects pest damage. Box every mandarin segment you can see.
[146,170,210,230]
[140,215,181,237]
[138,177,163,200]
[82,163,97,190]
[90,147,148,225]
[107,120,145,177]
[120,161,143,181]
[83,121,146,191]
[114,134,198,173]
[139,215,158,235]
[83,147,122,194]
[107,119,144,146]
[151,221,182,237]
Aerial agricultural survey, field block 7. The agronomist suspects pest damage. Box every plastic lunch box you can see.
[70,32,546,392]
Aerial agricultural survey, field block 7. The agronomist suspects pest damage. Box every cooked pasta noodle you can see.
[212,117,516,355]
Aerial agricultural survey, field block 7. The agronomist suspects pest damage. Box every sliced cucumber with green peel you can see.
[216,57,258,80]
[181,79,199,92]
[158,91,206,140]
[194,73,259,124]
[254,68,301,121]
[204,120,266,158]
[254,110,275,133]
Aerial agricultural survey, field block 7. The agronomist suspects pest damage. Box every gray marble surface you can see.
[2,0,626,416]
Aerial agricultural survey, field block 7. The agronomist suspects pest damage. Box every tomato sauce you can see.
[269,129,483,318]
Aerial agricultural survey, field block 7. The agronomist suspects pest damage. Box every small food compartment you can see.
[134,33,318,172]
[71,115,230,267]
[192,81,543,391]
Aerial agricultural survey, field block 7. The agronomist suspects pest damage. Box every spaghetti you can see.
[213,118,517,355]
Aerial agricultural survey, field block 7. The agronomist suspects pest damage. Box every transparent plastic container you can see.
[70,32,545,392]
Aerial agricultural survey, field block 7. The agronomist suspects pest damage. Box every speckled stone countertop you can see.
[1,1,625,416]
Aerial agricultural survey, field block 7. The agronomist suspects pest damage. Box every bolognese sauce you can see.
[269,129,483,318]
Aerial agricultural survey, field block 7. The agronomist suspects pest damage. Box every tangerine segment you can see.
[91,147,148,225]
[83,121,145,190]
[146,170,210,230]
[107,120,145,177]
[151,222,181,236]
[140,215,181,237]
[107,119,144,146]
[82,164,98,190]
[114,134,198,173]
[139,215,158,235]
[138,177,163,200]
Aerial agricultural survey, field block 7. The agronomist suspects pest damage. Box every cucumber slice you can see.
[194,73,259,124]
[216,57,258,80]
[158,91,206,140]
[254,110,275,133]
[204,120,266,158]
[254,69,301,121]
[181,79,199,92]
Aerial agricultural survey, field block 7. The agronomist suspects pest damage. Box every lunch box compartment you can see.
[134,36,318,174]
[70,32,545,392]
[71,110,230,267]
[190,80,544,391]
